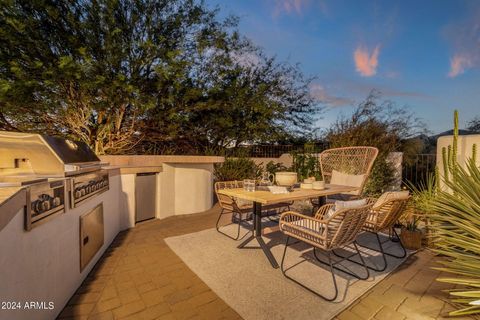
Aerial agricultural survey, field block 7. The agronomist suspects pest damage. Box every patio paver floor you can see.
[58,205,473,320]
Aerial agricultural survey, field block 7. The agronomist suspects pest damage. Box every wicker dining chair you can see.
[311,146,379,209]
[215,181,252,240]
[215,181,292,240]
[279,201,373,301]
[351,194,411,272]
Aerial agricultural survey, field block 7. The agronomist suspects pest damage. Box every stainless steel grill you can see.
[0,131,110,230]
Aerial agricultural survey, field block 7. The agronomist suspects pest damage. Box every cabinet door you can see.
[80,204,104,271]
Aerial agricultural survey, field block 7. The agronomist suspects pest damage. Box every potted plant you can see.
[406,173,437,248]
[400,216,422,250]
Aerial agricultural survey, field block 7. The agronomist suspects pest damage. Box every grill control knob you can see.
[52,197,61,207]
[42,200,51,211]
[32,200,42,214]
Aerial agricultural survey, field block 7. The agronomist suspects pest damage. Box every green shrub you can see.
[290,151,321,181]
[214,158,262,181]
[430,160,480,316]
[363,156,396,196]
[265,161,288,175]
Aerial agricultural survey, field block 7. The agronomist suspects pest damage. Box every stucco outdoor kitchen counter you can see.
[101,155,225,229]
[100,154,224,165]
[0,155,224,230]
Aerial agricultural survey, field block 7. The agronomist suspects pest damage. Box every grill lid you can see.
[0,131,100,176]
[41,135,99,164]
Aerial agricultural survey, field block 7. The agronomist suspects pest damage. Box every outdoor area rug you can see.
[165,222,412,320]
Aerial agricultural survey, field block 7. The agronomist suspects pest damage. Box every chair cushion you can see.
[291,218,325,235]
[326,199,368,218]
[330,170,365,195]
[373,191,409,209]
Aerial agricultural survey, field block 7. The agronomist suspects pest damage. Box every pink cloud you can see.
[354,44,381,77]
[448,54,474,78]
[443,8,480,77]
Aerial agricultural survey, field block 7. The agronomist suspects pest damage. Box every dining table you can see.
[217,184,360,268]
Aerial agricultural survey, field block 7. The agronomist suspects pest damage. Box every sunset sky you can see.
[206,0,480,134]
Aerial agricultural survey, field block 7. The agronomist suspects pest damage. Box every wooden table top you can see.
[217,184,359,205]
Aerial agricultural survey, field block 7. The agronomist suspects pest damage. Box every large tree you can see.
[325,90,426,194]
[0,0,318,154]
[140,46,317,154]
[467,116,480,133]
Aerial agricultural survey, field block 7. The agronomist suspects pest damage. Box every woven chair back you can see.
[327,203,372,249]
[319,147,378,194]
[373,198,410,231]
[215,181,241,212]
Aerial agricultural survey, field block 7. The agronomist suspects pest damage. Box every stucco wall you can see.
[437,134,480,189]
[0,174,122,320]
[158,163,214,218]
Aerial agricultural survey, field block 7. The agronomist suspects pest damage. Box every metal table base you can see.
[237,196,326,269]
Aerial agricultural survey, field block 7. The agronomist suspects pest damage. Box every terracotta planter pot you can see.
[400,227,422,250]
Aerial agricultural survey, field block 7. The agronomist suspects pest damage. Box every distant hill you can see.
[410,129,476,154]
[433,129,474,138]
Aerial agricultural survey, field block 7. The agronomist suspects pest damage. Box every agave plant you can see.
[429,159,480,316]
[405,173,437,245]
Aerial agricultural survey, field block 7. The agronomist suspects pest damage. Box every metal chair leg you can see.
[315,245,369,280]
[357,230,406,258]
[281,236,338,301]
[352,229,406,271]
[335,233,388,272]
[383,228,407,258]
[215,209,249,241]
[353,242,370,279]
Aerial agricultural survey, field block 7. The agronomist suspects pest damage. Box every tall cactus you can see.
[438,110,478,187]
[452,110,459,174]
[447,145,453,175]
[442,146,449,183]
[473,144,477,164]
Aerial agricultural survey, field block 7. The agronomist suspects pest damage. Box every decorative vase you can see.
[312,181,325,190]
[274,172,298,186]
[400,227,422,250]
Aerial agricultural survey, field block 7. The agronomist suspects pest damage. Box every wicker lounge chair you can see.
[351,193,411,272]
[279,201,373,300]
[311,146,378,209]
[215,181,291,240]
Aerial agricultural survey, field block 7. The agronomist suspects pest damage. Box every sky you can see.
[204,0,480,134]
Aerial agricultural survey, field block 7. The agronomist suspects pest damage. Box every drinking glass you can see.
[243,179,256,192]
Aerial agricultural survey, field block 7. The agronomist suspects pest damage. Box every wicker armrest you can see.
[279,211,327,242]
[368,197,411,231]
[314,203,336,220]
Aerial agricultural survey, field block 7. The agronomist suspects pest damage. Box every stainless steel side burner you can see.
[25,179,66,231]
